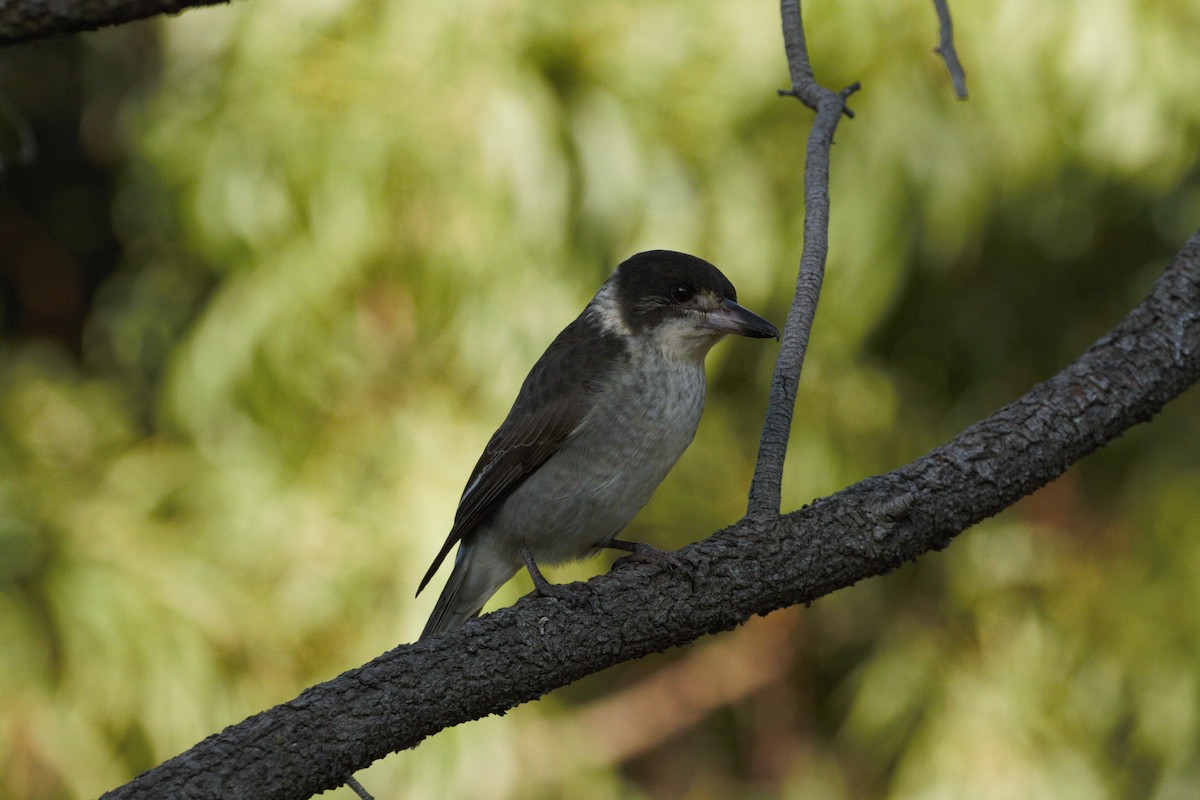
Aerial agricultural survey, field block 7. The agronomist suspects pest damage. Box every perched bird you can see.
[417,250,779,638]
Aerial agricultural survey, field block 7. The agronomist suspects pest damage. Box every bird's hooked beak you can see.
[701,298,780,340]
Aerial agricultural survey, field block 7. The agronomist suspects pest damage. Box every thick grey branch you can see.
[748,0,859,518]
[102,230,1200,800]
[0,0,229,46]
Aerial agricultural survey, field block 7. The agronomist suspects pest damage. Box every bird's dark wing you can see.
[416,313,627,595]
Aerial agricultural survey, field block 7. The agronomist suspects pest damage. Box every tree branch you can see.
[747,0,859,518]
[103,229,1200,800]
[0,0,229,46]
[931,0,969,99]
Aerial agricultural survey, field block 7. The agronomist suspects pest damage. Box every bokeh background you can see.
[2,0,1199,797]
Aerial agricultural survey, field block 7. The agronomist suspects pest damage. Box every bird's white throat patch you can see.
[650,316,724,363]
[588,280,633,337]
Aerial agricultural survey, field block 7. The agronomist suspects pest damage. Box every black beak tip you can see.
[750,323,781,341]
[717,298,780,341]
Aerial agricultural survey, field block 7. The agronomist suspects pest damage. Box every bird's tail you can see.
[419,542,516,640]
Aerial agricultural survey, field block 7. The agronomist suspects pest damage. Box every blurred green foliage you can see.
[1,0,1199,797]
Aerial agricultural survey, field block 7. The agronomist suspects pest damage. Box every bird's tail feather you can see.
[419,543,516,640]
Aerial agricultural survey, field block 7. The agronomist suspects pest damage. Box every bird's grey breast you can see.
[490,346,707,563]
[578,347,707,483]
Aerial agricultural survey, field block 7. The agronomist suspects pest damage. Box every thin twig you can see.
[747,0,859,518]
[345,776,374,800]
[931,0,969,99]
[779,0,815,99]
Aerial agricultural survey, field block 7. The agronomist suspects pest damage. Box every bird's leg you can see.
[517,540,596,609]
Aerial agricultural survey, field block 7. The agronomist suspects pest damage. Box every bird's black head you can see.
[598,250,779,360]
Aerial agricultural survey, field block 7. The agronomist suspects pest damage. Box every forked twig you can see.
[931,0,969,99]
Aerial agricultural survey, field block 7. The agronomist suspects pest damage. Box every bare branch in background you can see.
[747,0,859,518]
[931,0,969,99]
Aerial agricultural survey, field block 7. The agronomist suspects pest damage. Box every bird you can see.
[417,250,779,639]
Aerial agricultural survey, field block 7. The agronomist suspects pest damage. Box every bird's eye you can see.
[670,284,693,302]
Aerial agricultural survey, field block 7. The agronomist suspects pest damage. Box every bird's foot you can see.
[606,539,694,584]
[518,540,599,612]
[533,579,598,611]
